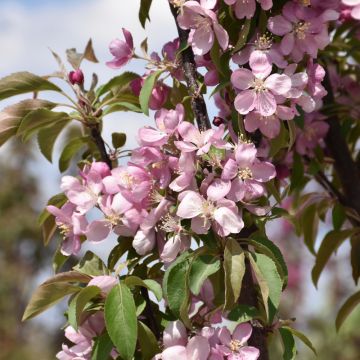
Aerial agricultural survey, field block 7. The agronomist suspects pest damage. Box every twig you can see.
[90,125,112,169]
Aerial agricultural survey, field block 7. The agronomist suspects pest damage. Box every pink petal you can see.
[88,276,118,294]
[249,50,272,79]
[213,207,244,235]
[267,15,292,36]
[280,33,295,56]
[222,158,239,181]
[86,220,111,242]
[163,321,188,348]
[235,142,257,168]
[191,216,211,234]
[207,179,231,201]
[122,28,133,49]
[234,90,257,115]
[218,327,232,347]
[132,229,155,255]
[186,336,210,360]
[231,68,254,90]
[264,74,291,95]
[161,235,182,263]
[213,22,229,51]
[255,91,277,117]
[176,191,204,218]
[238,346,260,360]
[138,127,168,146]
[233,323,252,345]
[162,346,187,360]
[192,26,214,56]
[244,111,261,133]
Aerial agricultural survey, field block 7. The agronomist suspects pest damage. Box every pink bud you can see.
[69,69,84,85]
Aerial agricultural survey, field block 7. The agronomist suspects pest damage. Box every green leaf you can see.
[252,253,283,323]
[37,120,69,162]
[312,229,359,287]
[22,282,80,321]
[227,304,260,323]
[248,234,288,286]
[223,238,245,310]
[332,203,346,231]
[17,109,71,142]
[58,136,90,172]
[103,101,142,115]
[52,246,69,273]
[43,270,91,285]
[163,253,191,318]
[97,72,139,97]
[301,203,319,255]
[38,192,67,225]
[233,19,251,53]
[139,0,153,28]
[112,132,126,149]
[287,120,297,150]
[0,99,56,146]
[189,255,220,296]
[137,321,160,360]
[282,326,317,356]
[105,283,138,360]
[139,70,163,116]
[336,290,360,331]
[91,332,114,360]
[0,71,61,101]
[74,251,109,277]
[68,286,101,330]
[107,237,133,270]
[42,215,57,246]
[125,276,162,302]
[350,233,360,284]
[279,328,297,360]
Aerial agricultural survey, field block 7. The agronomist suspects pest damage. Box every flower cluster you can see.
[155,320,259,360]
[49,104,275,260]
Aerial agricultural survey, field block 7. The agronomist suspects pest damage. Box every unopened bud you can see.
[69,69,84,85]
[213,116,225,127]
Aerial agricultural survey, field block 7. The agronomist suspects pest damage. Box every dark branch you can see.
[90,125,112,169]
[140,287,160,339]
[322,69,360,220]
[169,3,211,132]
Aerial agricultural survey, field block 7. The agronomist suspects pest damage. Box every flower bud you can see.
[212,116,225,127]
[69,69,84,85]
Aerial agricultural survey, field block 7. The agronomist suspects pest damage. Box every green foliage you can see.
[137,321,160,360]
[139,0,153,28]
[139,70,163,116]
[91,332,114,360]
[279,328,297,360]
[336,290,360,331]
[104,283,138,360]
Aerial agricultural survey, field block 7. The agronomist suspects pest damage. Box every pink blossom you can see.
[87,275,118,294]
[267,2,338,62]
[106,28,134,69]
[222,141,276,202]
[244,105,295,139]
[177,1,229,55]
[224,0,272,19]
[342,0,360,19]
[217,323,260,360]
[295,113,329,156]
[138,104,184,147]
[56,313,107,360]
[231,65,291,117]
[47,202,87,256]
[176,191,244,236]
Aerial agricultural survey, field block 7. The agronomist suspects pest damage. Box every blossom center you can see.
[195,15,212,30]
[230,339,242,352]
[238,167,253,180]
[106,214,121,226]
[120,171,135,188]
[251,78,267,93]
[255,34,273,51]
[202,200,216,217]
[59,224,71,238]
[160,214,182,233]
[294,21,310,40]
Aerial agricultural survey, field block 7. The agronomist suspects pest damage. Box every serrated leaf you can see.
[224,238,245,310]
[137,321,160,360]
[74,251,109,277]
[124,276,162,302]
[139,0,153,28]
[84,39,99,63]
[336,290,360,331]
[91,332,114,360]
[312,229,359,287]
[282,326,317,356]
[112,132,126,149]
[252,253,283,323]
[58,136,89,172]
[0,71,61,100]
[97,72,139,98]
[68,286,101,330]
[37,120,69,162]
[22,282,80,321]
[279,328,297,360]
[139,70,163,116]
[17,109,71,142]
[227,304,260,323]
[163,253,191,318]
[105,283,138,360]
[0,100,56,146]
[108,237,133,270]
[189,255,220,296]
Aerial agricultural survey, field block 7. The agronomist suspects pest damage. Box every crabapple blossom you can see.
[231,65,291,117]
[224,0,272,19]
[106,28,134,69]
[342,0,360,19]
[177,1,229,55]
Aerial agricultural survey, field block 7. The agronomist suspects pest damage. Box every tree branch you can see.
[170,4,269,358]
[322,69,360,221]
[169,4,211,132]
[90,125,112,169]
